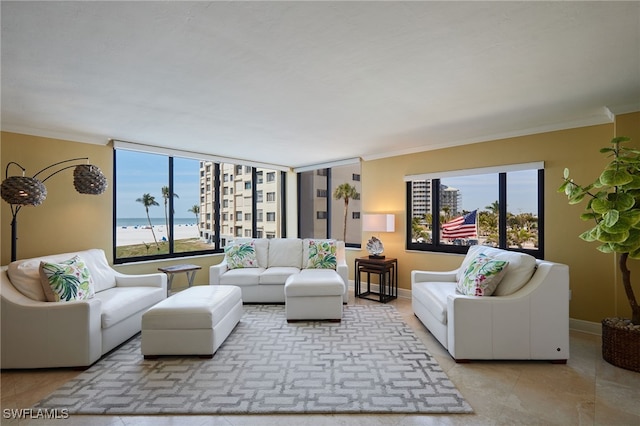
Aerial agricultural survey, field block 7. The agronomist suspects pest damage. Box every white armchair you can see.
[411,245,570,362]
[1,249,166,369]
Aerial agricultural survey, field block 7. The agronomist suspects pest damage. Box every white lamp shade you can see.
[362,214,395,232]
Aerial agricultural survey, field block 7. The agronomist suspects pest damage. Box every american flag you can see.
[441,210,477,239]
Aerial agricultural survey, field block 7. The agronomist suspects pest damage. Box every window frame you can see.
[113,148,287,264]
[405,163,544,259]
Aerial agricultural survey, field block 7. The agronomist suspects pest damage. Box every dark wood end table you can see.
[355,257,398,303]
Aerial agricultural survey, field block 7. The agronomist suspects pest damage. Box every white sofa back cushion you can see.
[268,239,303,268]
[456,245,537,296]
[7,249,117,301]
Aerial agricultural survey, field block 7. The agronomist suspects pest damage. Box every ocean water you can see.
[117,218,196,227]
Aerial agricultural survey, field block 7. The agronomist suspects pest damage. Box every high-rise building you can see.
[199,162,283,246]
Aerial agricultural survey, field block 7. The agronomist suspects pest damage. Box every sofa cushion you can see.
[260,267,300,284]
[6,249,116,301]
[224,241,259,269]
[39,255,96,302]
[412,281,456,325]
[219,267,264,285]
[94,286,165,329]
[456,253,508,297]
[303,239,337,269]
[457,245,536,296]
[268,239,302,268]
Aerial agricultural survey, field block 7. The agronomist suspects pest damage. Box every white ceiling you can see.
[2,1,639,169]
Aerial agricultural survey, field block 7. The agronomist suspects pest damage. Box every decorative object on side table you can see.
[559,136,640,372]
[362,213,395,259]
[1,158,108,262]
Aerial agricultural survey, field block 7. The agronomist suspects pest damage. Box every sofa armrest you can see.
[411,269,458,284]
[115,271,167,292]
[209,260,229,285]
[1,277,103,368]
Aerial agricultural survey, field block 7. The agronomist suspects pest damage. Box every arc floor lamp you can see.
[1,157,108,262]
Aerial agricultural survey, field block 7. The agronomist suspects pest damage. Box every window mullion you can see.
[168,156,175,255]
[432,179,441,244]
[498,172,507,249]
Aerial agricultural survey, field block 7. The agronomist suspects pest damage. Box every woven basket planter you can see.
[602,318,640,372]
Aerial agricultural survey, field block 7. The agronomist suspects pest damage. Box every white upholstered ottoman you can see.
[141,285,243,358]
[284,269,344,322]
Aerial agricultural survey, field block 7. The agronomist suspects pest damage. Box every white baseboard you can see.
[569,318,602,336]
[349,280,601,334]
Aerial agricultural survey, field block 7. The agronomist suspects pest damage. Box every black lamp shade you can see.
[73,165,107,195]
[0,176,47,206]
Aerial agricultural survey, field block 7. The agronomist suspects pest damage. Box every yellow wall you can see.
[2,113,640,322]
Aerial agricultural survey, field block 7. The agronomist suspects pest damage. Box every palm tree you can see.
[485,200,500,215]
[188,204,200,238]
[333,183,359,242]
[161,186,179,236]
[136,193,160,250]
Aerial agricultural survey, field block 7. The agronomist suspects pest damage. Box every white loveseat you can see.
[209,238,349,304]
[1,249,167,369]
[412,245,570,362]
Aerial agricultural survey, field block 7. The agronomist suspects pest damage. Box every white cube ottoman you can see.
[141,285,243,358]
[284,269,345,322]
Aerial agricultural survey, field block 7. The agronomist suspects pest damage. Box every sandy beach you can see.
[116,224,201,246]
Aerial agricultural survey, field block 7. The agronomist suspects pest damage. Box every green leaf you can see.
[620,175,640,190]
[597,244,614,253]
[563,168,570,179]
[568,192,586,205]
[579,228,598,242]
[600,147,615,154]
[591,198,611,214]
[596,228,629,243]
[620,210,640,226]
[608,192,635,211]
[629,247,640,259]
[558,181,569,193]
[600,169,633,186]
[580,212,598,221]
[612,136,631,145]
[603,210,619,227]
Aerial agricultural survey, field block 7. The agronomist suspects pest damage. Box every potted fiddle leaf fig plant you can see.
[559,136,640,372]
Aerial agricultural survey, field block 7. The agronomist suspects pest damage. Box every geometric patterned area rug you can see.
[35,304,473,414]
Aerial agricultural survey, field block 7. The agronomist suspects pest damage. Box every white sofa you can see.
[1,249,167,369]
[412,245,570,362]
[209,238,349,304]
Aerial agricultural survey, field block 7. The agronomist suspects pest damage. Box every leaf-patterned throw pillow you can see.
[224,241,258,269]
[306,239,337,269]
[456,253,509,297]
[39,255,96,302]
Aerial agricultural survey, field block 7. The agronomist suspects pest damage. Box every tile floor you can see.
[2,291,639,426]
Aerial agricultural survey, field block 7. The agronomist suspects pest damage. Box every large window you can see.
[114,147,285,263]
[406,163,544,258]
[297,161,362,247]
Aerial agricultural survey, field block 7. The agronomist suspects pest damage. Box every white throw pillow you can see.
[457,245,536,296]
[303,239,337,269]
[224,241,259,269]
[456,253,509,296]
[39,255,96,302]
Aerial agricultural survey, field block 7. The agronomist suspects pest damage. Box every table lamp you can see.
[362,213,395,259]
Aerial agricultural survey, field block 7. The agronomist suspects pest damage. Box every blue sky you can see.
[115,150,200,218]
[116,150,539,219]
[443,169,538,215]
